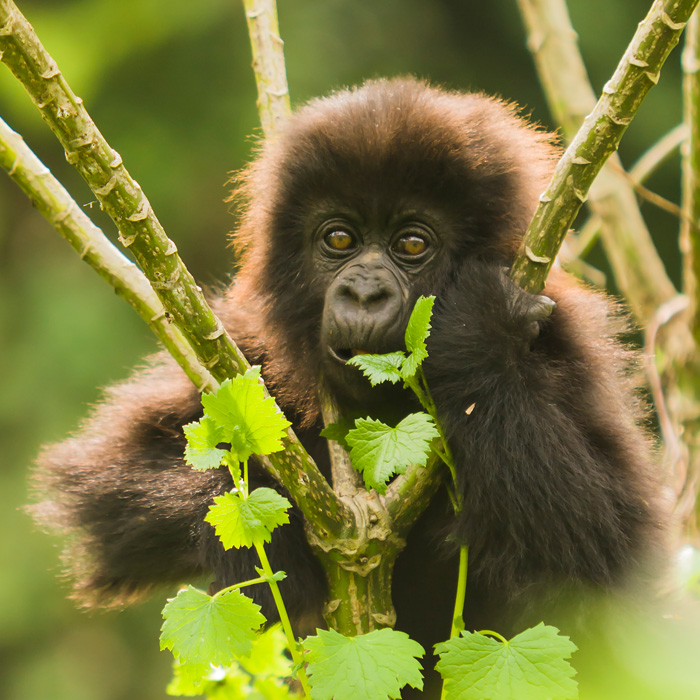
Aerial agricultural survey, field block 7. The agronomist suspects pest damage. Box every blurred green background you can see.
[0,1,687,698]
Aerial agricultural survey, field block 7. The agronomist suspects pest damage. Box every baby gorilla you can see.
[35,78,669,689]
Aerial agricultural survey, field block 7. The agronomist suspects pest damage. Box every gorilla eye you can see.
[393,234,428,258]
[324,229,356,252]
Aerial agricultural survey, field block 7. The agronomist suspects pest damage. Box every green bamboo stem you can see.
[0,0,348,540]
[513,0,689,306]
[0,116,217,394]
[242,0,291,138]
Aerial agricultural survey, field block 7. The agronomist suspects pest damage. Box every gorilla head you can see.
[229,79,557,411]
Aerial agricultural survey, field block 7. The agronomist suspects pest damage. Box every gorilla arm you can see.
[424,261,669,605]
[32,297,327,619]
[32,354,229,607]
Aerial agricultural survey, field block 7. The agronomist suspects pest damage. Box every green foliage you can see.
[347,352,404,386]
[205,488,291,549]
[160,586,266,677]
[200,368,291,463]
[184,416,230,470]
[347,295,435,383]
[167,626,300,699]
[342,295,442,493]
[401,295,435,378]
[165,365,308,694]
[345,413,439,493]
[304,628,425,700]
[318,419,352,447]
[435,624,578,700]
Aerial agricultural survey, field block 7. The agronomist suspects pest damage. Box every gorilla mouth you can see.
[329,348,371,363]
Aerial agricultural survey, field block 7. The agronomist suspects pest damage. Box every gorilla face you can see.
[312,207,444,406]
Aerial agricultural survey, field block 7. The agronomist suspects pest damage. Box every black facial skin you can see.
[33,79,670,699]
[316,211,441,406]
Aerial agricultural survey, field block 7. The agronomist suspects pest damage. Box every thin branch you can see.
[631,122,688,181]
[239,0,367,507]
[242,0,291,138]
[682,10,700,341]
[677,7,700,535]
[512,0,699,296]
[0,116,217,393]
[566,124,687,261]
[515,0,678,317]
[0,0,349,539]
[0,0,247,383]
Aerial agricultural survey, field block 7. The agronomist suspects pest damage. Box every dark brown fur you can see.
[33,79,670,690]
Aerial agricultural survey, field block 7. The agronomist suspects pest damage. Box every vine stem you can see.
[477,630,509,644]
[212,576,269,597]
[253,542,312,697]
[438,546,468,700]
[449,546,468,640]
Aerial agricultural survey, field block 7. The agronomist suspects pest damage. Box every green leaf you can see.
[240,625,293,678]
[401,295,435,379]
[347,352,406,386]
[160,585,265,675]
[167,658,210,696]
[201,368,292,462]
[435,624,578,700]
[183,417,230,471]
[305,628,424,700]
[205,488,291,549]
[319,420,352,448]
[167,626,297,698]
[346,413,439,493]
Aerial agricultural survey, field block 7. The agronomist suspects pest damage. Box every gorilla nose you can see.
[340,279,393,310]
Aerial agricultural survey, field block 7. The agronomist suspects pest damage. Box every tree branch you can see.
[682,10,700,340]
[0,116,217,393]
[0,0,349,540]
[242,0,291,137]
[512,0,694,303]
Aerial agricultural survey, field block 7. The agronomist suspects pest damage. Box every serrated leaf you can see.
[201,368,292,462]
[160,585,265,674]
[183,417,230,471]
[347,352,406,386]
[205,488,291,549]
[346,413,439,493]
[435,623,578,700]
[402,296,435,379]
[305,628,424,700]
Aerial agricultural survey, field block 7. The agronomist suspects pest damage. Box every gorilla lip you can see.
[328,348,371,363]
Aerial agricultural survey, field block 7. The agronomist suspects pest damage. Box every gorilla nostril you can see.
[340,283,392,310]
